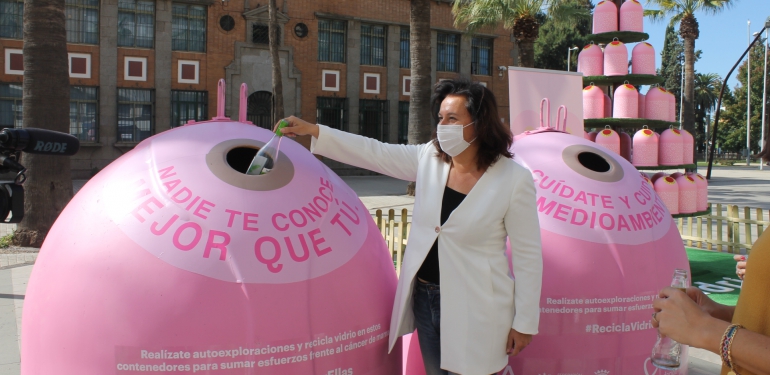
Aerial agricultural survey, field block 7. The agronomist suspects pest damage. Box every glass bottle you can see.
[651,268,688,370]
[246,119,288,175]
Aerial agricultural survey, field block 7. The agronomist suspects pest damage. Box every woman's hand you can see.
[651,287,726,349]
[505,329,532,356]
[734,254,747,280]
[275,116,319,138]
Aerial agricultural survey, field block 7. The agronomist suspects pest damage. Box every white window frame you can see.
[402,76,411,96]
[177,59,199,84]
[321,69,340,92]
[4,48,23,75]
[124,56,147,81]
[363,73,380,94]
[68,52,92,79]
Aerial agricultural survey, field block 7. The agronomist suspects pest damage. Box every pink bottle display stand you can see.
[583,85,605,119]
[654,176,680,215]
[693,173,709,212]
[613,84,639,118]
[619,0,644,32]
[21,80,402,375]
[501,115,690,375]
[644,87,670,121]
[578,44,604,77]
[604,40,629,76]
[595,127,621,155]
[632,127,658,167]
[659,128,684,166]
[681,128,694,165]
[675,174,698,214]
[632,43,656,75]
[592,0,618,34]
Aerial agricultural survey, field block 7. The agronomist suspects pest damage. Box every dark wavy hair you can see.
[430,78,513,171]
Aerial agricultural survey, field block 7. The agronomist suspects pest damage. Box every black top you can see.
[415,186,467,284]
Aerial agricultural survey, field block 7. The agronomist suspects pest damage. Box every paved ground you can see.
[0,165,766,374]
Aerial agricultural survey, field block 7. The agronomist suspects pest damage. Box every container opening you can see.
[226,146,274,174]
[577,151,611,173]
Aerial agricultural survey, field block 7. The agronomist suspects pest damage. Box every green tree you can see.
[646,0,734,164]
[658,25,683,117]
[693,72,721,153]
[534,0,593,70]
[15,0,73,247]
[451,0,590,67]
[406,0,432,195]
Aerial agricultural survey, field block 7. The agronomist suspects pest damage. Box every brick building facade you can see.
[0,0,515,178]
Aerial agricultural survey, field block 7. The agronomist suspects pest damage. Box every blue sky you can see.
[638,0,770,90]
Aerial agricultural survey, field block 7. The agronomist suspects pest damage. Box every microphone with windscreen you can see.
[0,128,80,156]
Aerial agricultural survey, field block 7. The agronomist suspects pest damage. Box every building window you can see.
[359,99,388,142]
[171,90,207,128]
[252,23,269,44]
[399,27,410,69]
[247,91,272,129]
[316,97,347,131]
[172,3,206,52]
[318,19,345,63]
[360,24,386,66]
[0,84,22,129]
[70,86,98,142]
[66,0,99,44]
[471,37,492,76]
[0,0,23,39]
[117,88,153,142]
[398,101,409,144]
[437,33,459,72]
[118,0,154,48]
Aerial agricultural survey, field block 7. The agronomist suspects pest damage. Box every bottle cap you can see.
[275,119,289,137]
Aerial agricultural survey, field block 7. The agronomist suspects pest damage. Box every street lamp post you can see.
[567,46,579,71]
[762,28,769,170]
[747,20,752,166]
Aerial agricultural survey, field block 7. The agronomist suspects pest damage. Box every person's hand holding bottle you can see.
[275,116,319,138]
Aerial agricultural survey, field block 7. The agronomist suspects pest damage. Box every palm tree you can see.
[268,0,284,122]
[452,0,589,67]
[693,72,721,153]
[15,0,73,247]
[406,0,432,195]
[645,0,733,165]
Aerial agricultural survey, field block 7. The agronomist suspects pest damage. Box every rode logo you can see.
[33,141,68,153]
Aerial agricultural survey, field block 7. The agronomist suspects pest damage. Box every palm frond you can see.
[644,9,669,23]
[544,0,591,27]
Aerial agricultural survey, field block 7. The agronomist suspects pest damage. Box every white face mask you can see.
[437,121,476,157]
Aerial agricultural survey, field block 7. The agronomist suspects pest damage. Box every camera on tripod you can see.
[0,127,81,223]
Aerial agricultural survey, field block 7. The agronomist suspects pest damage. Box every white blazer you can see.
[311,125,543,375]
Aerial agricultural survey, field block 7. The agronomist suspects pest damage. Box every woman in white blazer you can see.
[278,79,543,375]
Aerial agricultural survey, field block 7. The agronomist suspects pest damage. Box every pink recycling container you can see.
[644,87,669,121]
[593,0,619,34]
[675,174,698,214]
[667,89,677,122]
[681,129,694,165]
[641,174,654,187]
[694,173,709,212]
[659,128,684,166]
[669,172,684,180]
[638,92,646,119]
[604,92,613,118]
[503,123,689,375]
[619,0,644,32]
[604,40,629,76]
[654,176,680,215]
[588,131,599,142]
[632,127,658,167]
[595,127,621,155]
[631,43,656,75]
[650,172,667,184]
[578,44,604,77]
[20,81,402,375]
[583,85,605,119]
[613,84,639,118]
[619,131,632,162]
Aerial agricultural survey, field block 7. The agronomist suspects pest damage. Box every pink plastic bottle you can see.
[578,44,604,77]
[631,42,656,75]
[667,89,677,122]
[638,92,646,119]
[588,131,599,142]
[694,173,709,212]
[613,84,638,118]
[654,176,680,215]
[596,127,621,155]
[680,129,694,165]
[619,131,632,162]
[604,40,629,76]
[632,127,658,167]
[604,92,613,118]
[659,128,684,166]
[650,171,667,184]
[619,0,644,32]
[583,85,605,119]
[645,87,669,121]
[593,0,619,34]
[675,174,698,214]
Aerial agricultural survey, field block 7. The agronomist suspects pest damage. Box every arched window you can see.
[247,91,272,129]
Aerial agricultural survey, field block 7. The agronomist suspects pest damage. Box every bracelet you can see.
[720,324,743,374]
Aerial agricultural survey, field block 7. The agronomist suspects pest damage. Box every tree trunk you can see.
[269,0,284,122]
[407,0,432,196]
[518,39,536,68]
[15,0,72,247]
[682,36,697,165]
